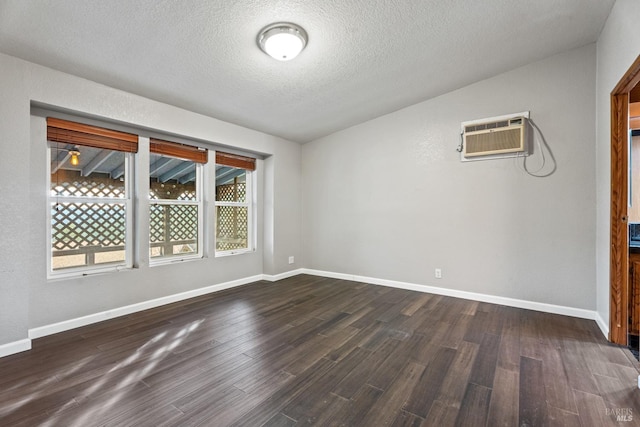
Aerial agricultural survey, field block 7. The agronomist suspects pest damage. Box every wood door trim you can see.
[613,56,640,94]
[610,92,629,344]
[610,55,640,344]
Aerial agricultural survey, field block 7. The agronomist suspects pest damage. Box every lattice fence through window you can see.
[50,171,127,263]
[51,170,125,198]
[216,206,248,251]
[216,182,248,251]
[150,205,165,243]
[149,180,196,201]
[149,178,198,256]
[149,205,198,244]
[216,182,246,202]
[52,202,126,251]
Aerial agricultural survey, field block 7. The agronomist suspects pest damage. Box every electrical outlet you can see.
[288,256,295,264]
[435,268,442,279]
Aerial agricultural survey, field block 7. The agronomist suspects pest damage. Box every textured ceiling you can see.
[0,0,615,143]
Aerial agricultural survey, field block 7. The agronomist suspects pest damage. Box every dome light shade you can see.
[257,23,307,61]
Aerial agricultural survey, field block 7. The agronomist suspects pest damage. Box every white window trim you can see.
[47,145,134,279]
[149,162,204,266]
[215,168,255,257]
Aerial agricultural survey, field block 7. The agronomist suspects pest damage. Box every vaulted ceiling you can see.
[0,0,615,143]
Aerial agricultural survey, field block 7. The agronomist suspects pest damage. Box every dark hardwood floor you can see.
[1,275,639,426]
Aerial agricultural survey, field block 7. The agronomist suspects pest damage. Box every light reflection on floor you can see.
[0,319,203,426]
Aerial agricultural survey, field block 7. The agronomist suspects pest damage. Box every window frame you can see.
[214,152,256,257]
[43,113,260,277]
[46,143,134,279]
[148,155,204,265]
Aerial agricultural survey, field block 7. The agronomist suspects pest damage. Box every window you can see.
[47,118,137,276]
[46,116,257,275]
[149,138,206,262]
[215,152,256,254]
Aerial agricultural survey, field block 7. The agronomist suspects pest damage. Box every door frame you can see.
[610,55,640,344]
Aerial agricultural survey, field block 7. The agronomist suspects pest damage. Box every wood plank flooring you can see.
[1,275,639,426]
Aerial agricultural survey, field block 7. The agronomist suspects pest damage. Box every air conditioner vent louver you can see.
[461,115,530,161]
[465,128,522,154]
[465,120,509,133]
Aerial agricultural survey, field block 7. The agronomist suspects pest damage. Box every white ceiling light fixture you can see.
[257,22,308,61]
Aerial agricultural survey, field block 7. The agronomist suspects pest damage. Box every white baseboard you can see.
[301,268,598,322]
[0,338,31,358]
[29,274,264,339]
[262,268,304,282]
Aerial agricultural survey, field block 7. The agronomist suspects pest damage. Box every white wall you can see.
[595,0,640,333]
[302,44,597,311]
[0,55,30,350]
[0,52,302,350]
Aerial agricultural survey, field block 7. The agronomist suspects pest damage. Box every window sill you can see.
[149,254,203,267]
[215,248,254,258]
[47,264,133,281]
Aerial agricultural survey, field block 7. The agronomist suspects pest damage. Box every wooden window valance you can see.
[150,138,208,163]
[216,151,256,171]
[47,117,138,153]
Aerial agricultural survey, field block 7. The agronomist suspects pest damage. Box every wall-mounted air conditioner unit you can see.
[461,112,531,161]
